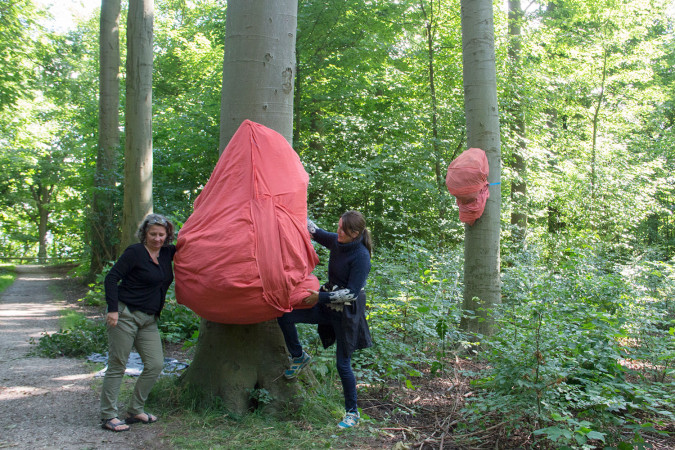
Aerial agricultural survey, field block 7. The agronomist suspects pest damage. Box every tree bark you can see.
[507,0,527,243]
[421,0,446,224]
[91,0,121,275]
[30,184,53,263]
[181,0,301,416]
[459,0,502,336]
[180,320,302,415]
[121,0,154,250]
[219,0,297,146]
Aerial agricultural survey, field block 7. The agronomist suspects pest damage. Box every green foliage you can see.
[158,289,201,344]
[465,242,675,448]
[29,311,107,358]
[0,264,15,293]
[247,388,274,408]
[78,262,113,306]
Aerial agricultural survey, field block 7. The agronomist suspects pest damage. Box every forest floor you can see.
[0,265,168,449]
[1,265,673,449]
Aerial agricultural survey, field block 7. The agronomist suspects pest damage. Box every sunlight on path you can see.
[0,266,164,450]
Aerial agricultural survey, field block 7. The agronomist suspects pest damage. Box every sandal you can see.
[101,417,130,432]
[125,412,158,424]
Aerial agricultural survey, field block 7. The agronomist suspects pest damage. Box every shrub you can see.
[30,312,107,357]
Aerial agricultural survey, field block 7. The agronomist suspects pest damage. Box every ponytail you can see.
[362,228,373,258]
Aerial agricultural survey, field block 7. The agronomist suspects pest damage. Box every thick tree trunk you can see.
[181,0,301,417]
[121,0,154,250]
[180,321,302,414]
[459,0,502,336]
[219,0,297,146]
[91,0,121,275]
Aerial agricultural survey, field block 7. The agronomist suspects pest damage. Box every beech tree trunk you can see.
[181,0,301,416]
[508,0,527,243]
[121,0,154,250]
[91,0,121,275]
[459,0,502,336]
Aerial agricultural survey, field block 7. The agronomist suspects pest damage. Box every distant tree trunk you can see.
[30,183,53,263]
[590,49,608,204]
[181,0,301,416]
[91,0,121,276]
[121,0,153,250]
[459,0,502,336]
[508,0,527,243]
[420,1,444,207]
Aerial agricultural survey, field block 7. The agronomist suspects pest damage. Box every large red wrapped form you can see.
[174,120,320,324]
[445,148,490,226]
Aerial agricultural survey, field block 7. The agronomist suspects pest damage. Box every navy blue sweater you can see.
[104,243,176,316]
[311,226,373,357]
[311,228,371,304]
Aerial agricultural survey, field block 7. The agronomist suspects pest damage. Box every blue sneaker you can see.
[284,351,311,379]
[338,411,359,429]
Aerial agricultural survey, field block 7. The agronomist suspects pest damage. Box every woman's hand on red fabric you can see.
[303,290,319,305]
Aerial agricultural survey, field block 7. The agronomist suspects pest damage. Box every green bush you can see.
[30,312,107,357]
[465,244,675,448]
[159,286,200,344]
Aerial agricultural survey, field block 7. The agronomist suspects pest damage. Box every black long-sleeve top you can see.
[104,243,176,316]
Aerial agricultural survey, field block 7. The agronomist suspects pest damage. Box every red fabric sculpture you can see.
[174,120,320,324]
[445,147,490,226]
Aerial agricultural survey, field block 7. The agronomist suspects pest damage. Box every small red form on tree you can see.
[445,147,490,226]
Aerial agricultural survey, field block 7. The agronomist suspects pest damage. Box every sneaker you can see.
[338,411,359,429]
[284,350,311,379]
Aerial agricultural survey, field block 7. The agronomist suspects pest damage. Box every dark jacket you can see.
[104,243,176,316]
[311,228,373,357]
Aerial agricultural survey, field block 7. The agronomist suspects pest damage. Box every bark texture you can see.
[459,0,502,336]
[180,320,302,415]
[181,0,302,417]
[121,0,154,250]
[91,0,121,275]
[219,0,297,147]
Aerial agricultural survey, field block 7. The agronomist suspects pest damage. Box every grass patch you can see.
[0,264,16,294]
[145,376,381,449]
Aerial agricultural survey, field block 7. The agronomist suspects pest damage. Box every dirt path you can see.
[0,266,167,450]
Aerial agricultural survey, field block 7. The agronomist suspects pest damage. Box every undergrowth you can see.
[0,264,16,293]
[30,311,107,357]
[33,236,675,449]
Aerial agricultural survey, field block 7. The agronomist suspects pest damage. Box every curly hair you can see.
[136,213,175,245]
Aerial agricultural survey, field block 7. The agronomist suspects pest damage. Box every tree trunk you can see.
[459,0,502,336]
[421,0,446,229]
[30,183,53,264]
[91,0,121,276]
[121,0,154,250]
[219,0,297,146]
[181,0,301,417]
[507,0,527,243]
[180,321,302,415]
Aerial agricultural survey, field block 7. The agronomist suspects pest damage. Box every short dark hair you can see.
[136,214,175,245]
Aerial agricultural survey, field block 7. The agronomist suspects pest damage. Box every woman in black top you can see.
[100,214,176,432]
